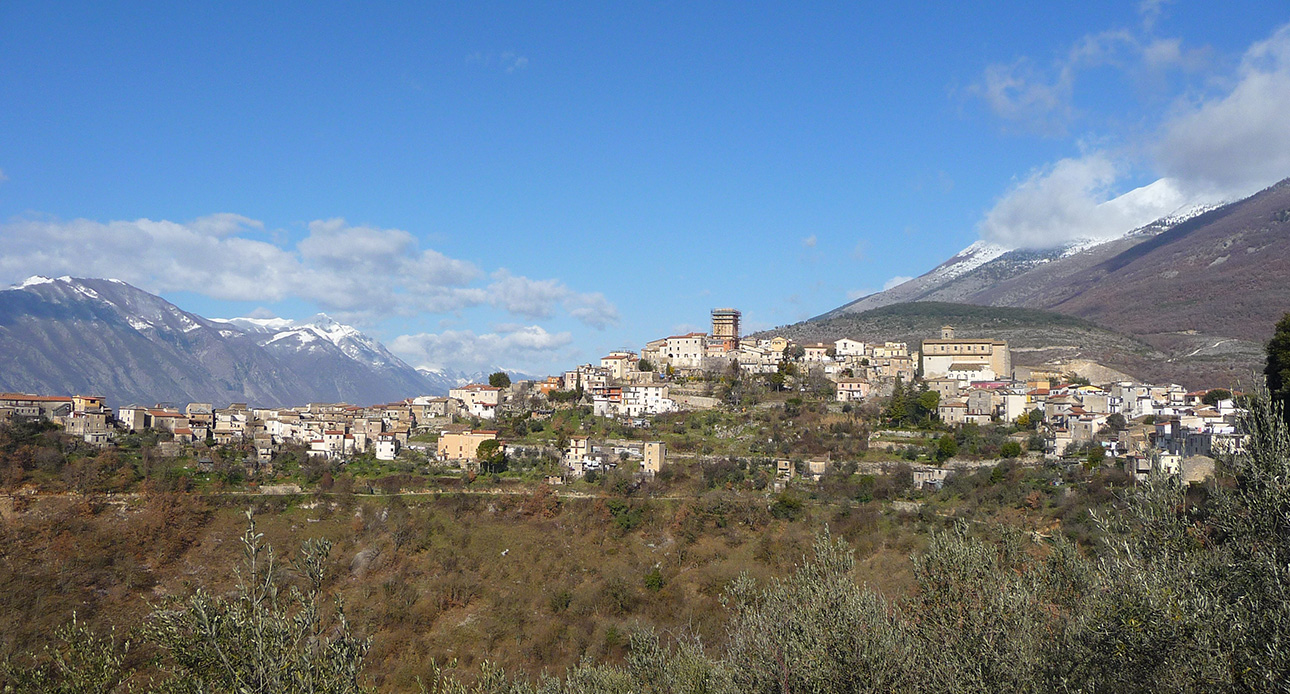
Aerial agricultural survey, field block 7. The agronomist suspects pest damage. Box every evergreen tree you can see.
[886,377,907,426]
[1266,312,1290,422]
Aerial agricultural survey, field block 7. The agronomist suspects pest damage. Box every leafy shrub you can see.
[643,568,664,592]
[769,493,805,521]
[605,499,644,531]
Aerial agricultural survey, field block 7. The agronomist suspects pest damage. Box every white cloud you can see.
[0,169,8,184]
[566,292,620,330]
[299,218,415,265]
[883,275,914,291]
[1138,0,1173,31]
[0,215,304,303]
[188,213,262,238]
[802,234,817,248]
[0,215,617,327]
[390,325,573,372]
[486,271,569,318]
[1155,24,1290,198]
[978,23,1290,250]
[485,270,619,329]
[973,58,1076,134]
[969,16,1207,134]
[978,154,1193,249]
[1141,37,1184,70]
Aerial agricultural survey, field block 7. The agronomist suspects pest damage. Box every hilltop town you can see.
[1,306,1244,497]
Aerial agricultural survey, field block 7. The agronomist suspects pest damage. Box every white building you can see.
[834,338,867,357]
[623,385,677,416]
[663,333,707,369]
[449,384,501,419]
[375,435,399,461]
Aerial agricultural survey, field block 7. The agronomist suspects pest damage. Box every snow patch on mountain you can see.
[416,366,542,391]
[126,316,153,332]
[214,314,403,370]
[12,276,55,289]
[924,241,1009,282]
[267,329,318,345]
[219,316,297,331]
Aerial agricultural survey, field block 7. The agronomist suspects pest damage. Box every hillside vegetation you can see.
[5,393,1290,691]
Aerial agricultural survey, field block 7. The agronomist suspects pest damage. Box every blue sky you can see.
[2,2,1289,375]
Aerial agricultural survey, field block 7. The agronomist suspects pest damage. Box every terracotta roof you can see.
[0,393,72,402]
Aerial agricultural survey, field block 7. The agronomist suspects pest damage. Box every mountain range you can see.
[5,177,1284,402]
[809,177,1290,388]
[0,277,520,407]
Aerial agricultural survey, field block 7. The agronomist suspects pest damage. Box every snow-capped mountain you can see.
[416,367,478,393]
[811,177,1290,388]
[213,314,409,371]
[827,198,1222,317]
[0,277,448,406]
[416,367,543,394]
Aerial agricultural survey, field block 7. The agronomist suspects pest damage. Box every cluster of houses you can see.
[627,309,920,392]
[586,317,1005,408]
[584,314,1245,483]
[1,379,671,480]
[0,393,112,447]
[1,308,1249,487]
[116,398,444,463]
[558,436,667,479]
[432,428,669,480]
[536,309,923,419]
[2,387,501,466]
